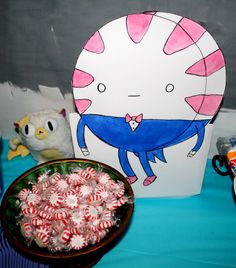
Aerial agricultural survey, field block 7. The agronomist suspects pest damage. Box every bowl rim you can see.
[0,158,134,262]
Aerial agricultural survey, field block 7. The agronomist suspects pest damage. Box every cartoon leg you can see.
[118,149,138,184]
[138,152,157,186]
[77,119,89,156]
[188,122,205,157]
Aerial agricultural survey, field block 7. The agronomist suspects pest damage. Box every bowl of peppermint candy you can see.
[1,158,134,267]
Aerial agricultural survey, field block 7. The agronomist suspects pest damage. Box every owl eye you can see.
[165,83,175,93]
[97,83,106,93]
[21,123,35,137]
[45,118,58,132]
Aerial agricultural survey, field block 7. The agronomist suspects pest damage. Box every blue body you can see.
[77,114,209,177]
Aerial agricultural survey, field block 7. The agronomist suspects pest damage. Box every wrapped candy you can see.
[16,166,133,252]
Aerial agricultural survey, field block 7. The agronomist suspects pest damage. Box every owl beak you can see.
[35,127,48,140]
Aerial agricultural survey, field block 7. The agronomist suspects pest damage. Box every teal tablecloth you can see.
[1,139,236,268]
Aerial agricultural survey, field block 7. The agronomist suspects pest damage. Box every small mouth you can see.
[128,94,141,97]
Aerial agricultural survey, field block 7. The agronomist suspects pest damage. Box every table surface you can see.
[1,139,236,268]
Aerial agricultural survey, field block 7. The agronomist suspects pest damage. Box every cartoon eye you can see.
[45,118,58,132]
[165,83,175,93]
[21,123,35,137]
[97,83,106,93]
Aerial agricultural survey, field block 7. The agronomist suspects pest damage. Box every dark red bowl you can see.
[1,158,134,267]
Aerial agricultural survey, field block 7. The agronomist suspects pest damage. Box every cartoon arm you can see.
[188,122,205,157]
[76,118,90,156]
[7,137,30,160]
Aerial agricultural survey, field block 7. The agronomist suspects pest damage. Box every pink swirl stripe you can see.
[164,18,206,55]
[84,31,105,54]
[185,94,223,116]
[72,69,94,88]
[126,13,154,43]
[74,99,92,114]
[186,49,225,77]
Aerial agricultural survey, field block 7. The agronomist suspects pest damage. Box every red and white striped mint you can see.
[55,179,69,192]
[38,210,53,220]
[37,172,49,182]
[95,187,109,200]
[101,209,112,220]
[49,192,63,207]
[107,181,118,190]
[31,217,46,226]
[70,212,86,226]
[53,208,68,220]
[20,222,33,238]
[98,229,108,240]
[97,172,111,184]
[57,218,69,227]
[114,186,125,198]
[64,193,79,209]
[70,234,86,250]
[79,169,92,180]
[117,196,128,207]
[67,173,82,185]
[48,186,57,194]
[40,181,50,191]
[87,229,108,245]
[87,194,103,206]
[87,222,99,233]
[52,219,69,234]
[99,220,114,230]
[78,185,93,197]
[94,184,105,193]
[36,225,51,236]
[50,172,61,184]
[70,226,81,235]
[106,197,118,211]
[43,204,55,213]
[34,232,49,248]
[18,188,31,201]
[86,232,100,245]
[26,193,41,206]
[63,188,77,197]
[22,207,38,217]
[85,205,99,221]
[59,228,71,243]
[86,167,97,178]
[31,184,40,194]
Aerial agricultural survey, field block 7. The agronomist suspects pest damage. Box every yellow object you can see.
[7,144,30,160]
[15,116,30,128]
[39,149,64,160]
[35,127,48,140]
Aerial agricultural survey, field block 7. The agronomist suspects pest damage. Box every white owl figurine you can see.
[8,108,74,164]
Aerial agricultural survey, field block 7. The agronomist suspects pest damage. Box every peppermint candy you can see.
[53,208,68,220]
[70,234,86,250]
[20,222,33,239]
[85,205,99,221]
[18,188,31,201]
[17,166,131,252]
[34,232,49,248]
[26,193,41,206]
[59,228,71,243]
[49,192,63,207]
